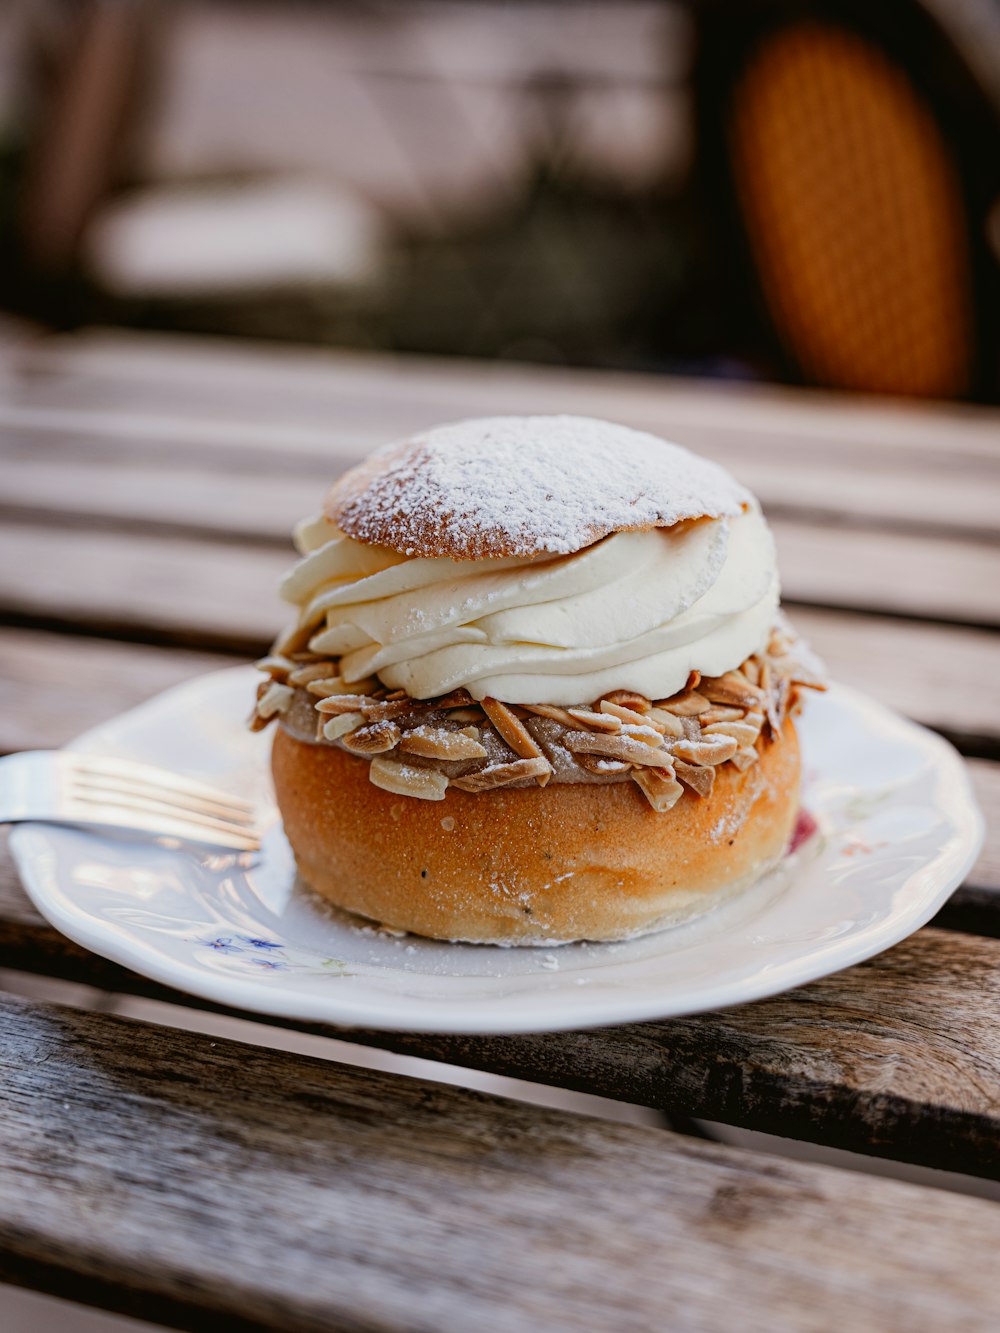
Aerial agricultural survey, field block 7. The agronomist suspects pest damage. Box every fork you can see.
[0,752,260,851]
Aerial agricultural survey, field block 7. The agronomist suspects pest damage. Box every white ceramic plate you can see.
[11,668,983,1034]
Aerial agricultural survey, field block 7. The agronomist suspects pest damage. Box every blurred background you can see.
[1,0,998,400]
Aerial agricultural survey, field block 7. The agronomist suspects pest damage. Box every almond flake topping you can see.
[632,767,684,813]
[599,700,653,729]
[255,654,294,681]
[564,731,669,767]
[600,689,652,714]
[400,726,488,761]
[568,706,622,732]
[658,690,710,716]
[452,756,552,792]
[700,672,763,708]
[671,734,739,766]
[257,682,294,718]
[481,696,551,785]
[673,759,716,798]
[322,711,364,741]
[369,756,449,801]
[523,703,582,728]
[315,693,379,715]
[703,720,762,748]
[342,721,402,754]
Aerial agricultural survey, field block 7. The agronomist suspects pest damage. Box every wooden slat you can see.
[5,329,1000,539]
[773,522,1000,630]
[3,455,999,627]
[789,609,1000,754]
[2,839,998,1177]
[6,410,999,540]
[17,328,1000,455]
[3,992,1000,1331]
[0,628,235,753]
[0,522,287,653]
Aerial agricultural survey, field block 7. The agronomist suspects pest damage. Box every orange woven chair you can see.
[692,0,1000,399]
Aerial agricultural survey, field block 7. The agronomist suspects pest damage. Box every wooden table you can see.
[2,328,1000,1330]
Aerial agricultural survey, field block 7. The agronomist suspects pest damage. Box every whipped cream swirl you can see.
[276,505,779,706]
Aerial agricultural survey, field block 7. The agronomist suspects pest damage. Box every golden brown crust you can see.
[323,416,750,559]
[271,718,800,944]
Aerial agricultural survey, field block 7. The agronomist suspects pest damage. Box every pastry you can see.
[251,415,822,943]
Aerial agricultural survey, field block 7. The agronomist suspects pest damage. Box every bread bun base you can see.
[271,719,800,945]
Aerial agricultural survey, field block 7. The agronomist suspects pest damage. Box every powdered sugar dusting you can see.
[327,415,751,558]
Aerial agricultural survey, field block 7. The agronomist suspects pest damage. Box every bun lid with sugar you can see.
[324,414,752,560]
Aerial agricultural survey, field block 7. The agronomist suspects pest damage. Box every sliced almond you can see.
[400,726,487,761]
[315,693,378,715]
[741,657,761,687]
[288,661,341,686]
[369,756,449,801]
[657,690,710,716]
[482,697,548,785]
[730,746,760,772]
[436,689,476,710]
[341,721,401,755]
[766,677,790,736]
[646,707,684,738]
[599,689,651,714]
[322,711,364,741]
[575,752,632,775]
[701,672,763,709]
[673,759,716,799]
[632,767,684,813]
[570,706,623,733]
[671,734,739,766]
[564,731,669,767]
[703,720,762,748]
[448,707,485,724]
[698,706,745,727]
[306,676,350,697]
[598,700,651,729]
[255,654,294,681]
[360,698,415,722]
[522,703,581,728]
[679,715,702,741]
[248,707,273,734]
[257,681,294,718]
[619,722,666,748]
[452,756,552,792]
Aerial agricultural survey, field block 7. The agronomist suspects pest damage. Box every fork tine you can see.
[70,788,260,841]
[66,798,259,850]
[69,771,257,827]
[67,755,255,816]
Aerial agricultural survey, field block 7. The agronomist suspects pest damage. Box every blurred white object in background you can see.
[85,177,383,297]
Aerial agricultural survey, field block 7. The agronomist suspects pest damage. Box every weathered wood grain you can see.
[789,609,1000,755]
[0,629,234,753]
[2,834,998,1176]
[6,330,1000,539]
[772,521,1000,630]
[4,455,999,627]
[3,991,1000,1332]
[0,522,286,653]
